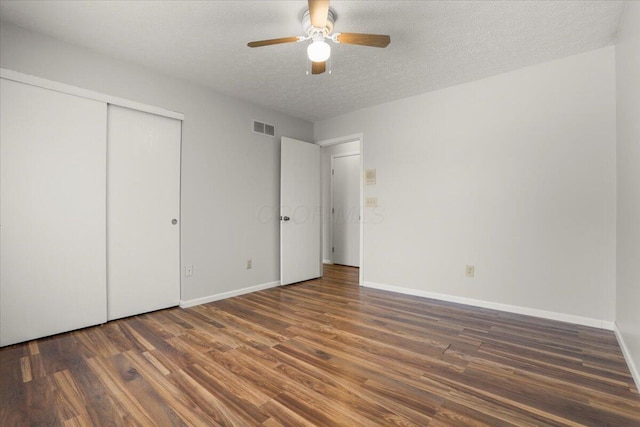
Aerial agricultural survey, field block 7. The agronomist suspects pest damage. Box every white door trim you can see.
[316,134,362,147]
[317,134,364,286]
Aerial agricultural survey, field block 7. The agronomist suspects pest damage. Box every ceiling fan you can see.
[247,0,391,75]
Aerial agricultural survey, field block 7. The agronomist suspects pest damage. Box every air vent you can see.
[264,123,275,136]
[253,120,275,137]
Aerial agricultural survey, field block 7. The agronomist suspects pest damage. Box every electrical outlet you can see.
[366,197,378,208]
[246,259,252,270]
[185,265,193,276]
[465,265,475,278]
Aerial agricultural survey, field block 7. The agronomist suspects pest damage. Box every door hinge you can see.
[332,208,334,214]
[332,169,334,175]
[332,247,334,253]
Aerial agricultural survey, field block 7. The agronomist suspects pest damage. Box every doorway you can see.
[319,137,362,281]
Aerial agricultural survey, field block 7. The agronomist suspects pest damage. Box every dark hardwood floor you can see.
[1,264,639,426]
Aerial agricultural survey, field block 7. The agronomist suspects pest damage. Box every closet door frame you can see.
[0,68,184,346]
[0,69,183,121]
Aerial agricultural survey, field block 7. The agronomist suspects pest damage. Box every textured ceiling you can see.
[0,1,625,122]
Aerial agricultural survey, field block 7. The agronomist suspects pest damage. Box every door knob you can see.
[171,219,178,225]
[282,216,290,221]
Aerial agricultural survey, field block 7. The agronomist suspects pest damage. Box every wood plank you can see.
[0,344,29,425]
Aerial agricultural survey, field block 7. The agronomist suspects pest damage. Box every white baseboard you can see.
[614,323,640,391]
[363,281,615,331]
[323,259,333,264]
[179,280,280,308]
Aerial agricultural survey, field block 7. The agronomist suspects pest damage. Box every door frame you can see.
[317,133,364,286]
[330,151,361,267]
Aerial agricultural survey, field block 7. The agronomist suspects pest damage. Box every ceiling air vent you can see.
[253,120,275,137]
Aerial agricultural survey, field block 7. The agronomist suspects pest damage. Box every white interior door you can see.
[332,154,360,267]
[280,137,321,285]
[1,79,107,346]
[107,105,181,320]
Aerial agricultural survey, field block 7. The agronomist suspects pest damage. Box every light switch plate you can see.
[365,169,377,185]
[366,197,378,208]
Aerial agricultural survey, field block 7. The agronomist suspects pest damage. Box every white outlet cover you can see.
[465,265,475,277]
[366,197,378,208]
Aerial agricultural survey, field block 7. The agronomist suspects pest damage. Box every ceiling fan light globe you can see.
[307,40,331,62]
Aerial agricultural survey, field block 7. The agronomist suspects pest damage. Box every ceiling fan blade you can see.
[247,37,302,48]
[335,33,391,48]
[309,0,330,28]
[311,61,326,75]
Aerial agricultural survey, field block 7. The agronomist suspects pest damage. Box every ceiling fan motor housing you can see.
[302,8,336,37]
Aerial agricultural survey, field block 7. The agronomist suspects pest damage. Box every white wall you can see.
[615,1,640,385]
[320,140,360,262]
[0,22,313,303]
[315,47,617,325]
[0,21,623,334]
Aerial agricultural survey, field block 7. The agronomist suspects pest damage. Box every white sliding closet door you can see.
[107,105,181,320]
[1,79,107,346]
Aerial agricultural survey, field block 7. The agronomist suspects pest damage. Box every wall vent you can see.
[253,120,275,137]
